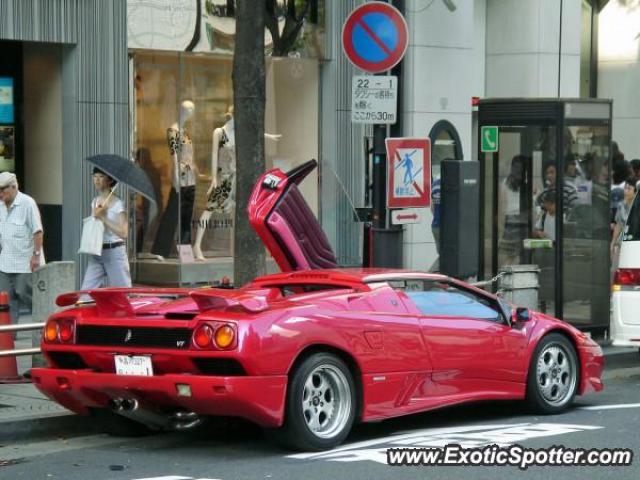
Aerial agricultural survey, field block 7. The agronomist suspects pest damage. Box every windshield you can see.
[623,193,640,242]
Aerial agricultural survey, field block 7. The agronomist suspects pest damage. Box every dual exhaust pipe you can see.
[108,397,202,431]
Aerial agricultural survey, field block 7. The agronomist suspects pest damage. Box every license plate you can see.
[114,355,153,376]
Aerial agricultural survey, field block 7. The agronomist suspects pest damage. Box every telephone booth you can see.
[478,98,612,330]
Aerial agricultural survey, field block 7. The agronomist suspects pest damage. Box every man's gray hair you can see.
[0,171,18,189]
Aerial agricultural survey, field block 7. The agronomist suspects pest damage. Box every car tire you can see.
[268,352,357,451]
[91,408,155,437]
[526,333,579,414]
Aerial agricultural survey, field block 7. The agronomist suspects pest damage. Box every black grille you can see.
[478,100,560,123]
[192,358,246,376]
[76,326,191,349]
[47,352,88,370]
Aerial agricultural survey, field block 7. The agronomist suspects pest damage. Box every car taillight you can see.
[613,269,640,290]
[58,319,75,342]
[191,322,237,350]
[44,317,76,344]
[44,320,58,343]
[214,325,235,349]
[193,324,214,348]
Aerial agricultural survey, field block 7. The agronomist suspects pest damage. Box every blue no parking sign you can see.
[342,2,408,73]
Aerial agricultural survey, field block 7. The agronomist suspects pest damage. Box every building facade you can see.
[0,0,129,282]
[1,0,638,328]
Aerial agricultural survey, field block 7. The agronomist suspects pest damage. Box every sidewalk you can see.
[1,334,639,444]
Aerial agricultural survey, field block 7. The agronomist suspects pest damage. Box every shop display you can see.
[151,100,197,258]
[193,107,236,260]
[130,52,319,285]
[193,106,281,261]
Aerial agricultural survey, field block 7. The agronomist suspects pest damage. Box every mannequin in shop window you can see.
[151,100,198,259]
[192,106,280,261]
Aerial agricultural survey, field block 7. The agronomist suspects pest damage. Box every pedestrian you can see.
[0,172,44,324]
[499,155,528,265]
[533,189,557,243]
[80,168,131,289]
[536,162,577,214]
[630,158,640,184]
[610,177,637,273]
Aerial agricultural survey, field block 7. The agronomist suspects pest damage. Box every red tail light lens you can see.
[43,318,76,343]
[614,269,640,286]
[58,319,75,342]
[193,324,214,348]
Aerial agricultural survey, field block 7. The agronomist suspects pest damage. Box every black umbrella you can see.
[85,154,157,204]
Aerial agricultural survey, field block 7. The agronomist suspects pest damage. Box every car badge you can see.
[124,329,133,343]
[263,174,281,190]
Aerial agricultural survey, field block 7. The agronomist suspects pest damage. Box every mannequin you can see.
[151,100,197,259]
[192,107,280,260]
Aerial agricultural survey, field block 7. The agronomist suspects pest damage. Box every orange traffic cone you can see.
[0,290,21,383]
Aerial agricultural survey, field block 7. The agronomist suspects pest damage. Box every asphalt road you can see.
[1,374,639,480]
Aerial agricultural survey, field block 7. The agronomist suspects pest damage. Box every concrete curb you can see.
[603,349,639,371]
[0,412,101,443]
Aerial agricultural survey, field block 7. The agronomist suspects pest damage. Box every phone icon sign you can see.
[481,126,499,153]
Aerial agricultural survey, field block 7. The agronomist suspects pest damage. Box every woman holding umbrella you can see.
[80,167,131,289]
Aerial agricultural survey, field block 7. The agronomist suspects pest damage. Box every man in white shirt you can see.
[0,172,44,324]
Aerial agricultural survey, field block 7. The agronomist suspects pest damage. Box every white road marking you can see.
[287,422,602,464]
[579,402,640,411]
[131,477,221,480]
[131,477,192,480]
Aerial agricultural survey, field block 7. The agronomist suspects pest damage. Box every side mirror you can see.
[515,307,531,323]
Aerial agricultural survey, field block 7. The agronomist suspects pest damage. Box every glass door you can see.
[483,124,558,315]
[561,123,611,328]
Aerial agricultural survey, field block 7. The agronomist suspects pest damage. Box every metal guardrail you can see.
[0,322,44,358]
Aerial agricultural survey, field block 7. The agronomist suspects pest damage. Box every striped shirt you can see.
[0,191,43,273]
[536,181,578,213]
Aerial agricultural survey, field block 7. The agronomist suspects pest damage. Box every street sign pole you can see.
[372,120,387,230]
[342,0,408,268]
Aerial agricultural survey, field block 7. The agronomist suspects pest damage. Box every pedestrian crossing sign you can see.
[386,138,431,208]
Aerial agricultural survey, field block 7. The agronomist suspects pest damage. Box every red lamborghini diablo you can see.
[31,160,603,451]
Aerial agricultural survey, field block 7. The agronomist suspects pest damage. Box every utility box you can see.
[498,264,540,311]
[32,261,75,367]
[440,160,480,279]
[371,227,403,268]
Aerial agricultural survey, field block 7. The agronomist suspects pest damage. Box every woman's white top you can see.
[502,179,521,216]
[92,196,125,243]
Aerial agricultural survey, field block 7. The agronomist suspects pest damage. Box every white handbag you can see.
[78,216,104,256]
[78,190,115,256]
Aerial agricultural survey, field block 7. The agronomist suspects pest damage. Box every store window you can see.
[131,52,319,285]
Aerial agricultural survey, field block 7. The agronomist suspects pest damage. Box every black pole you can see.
[372,123,387,229]
[367,0,405,267]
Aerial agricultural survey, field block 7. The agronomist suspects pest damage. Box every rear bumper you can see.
[578,344,604,395]
[30,368,288,428]
[611,292,640,346]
